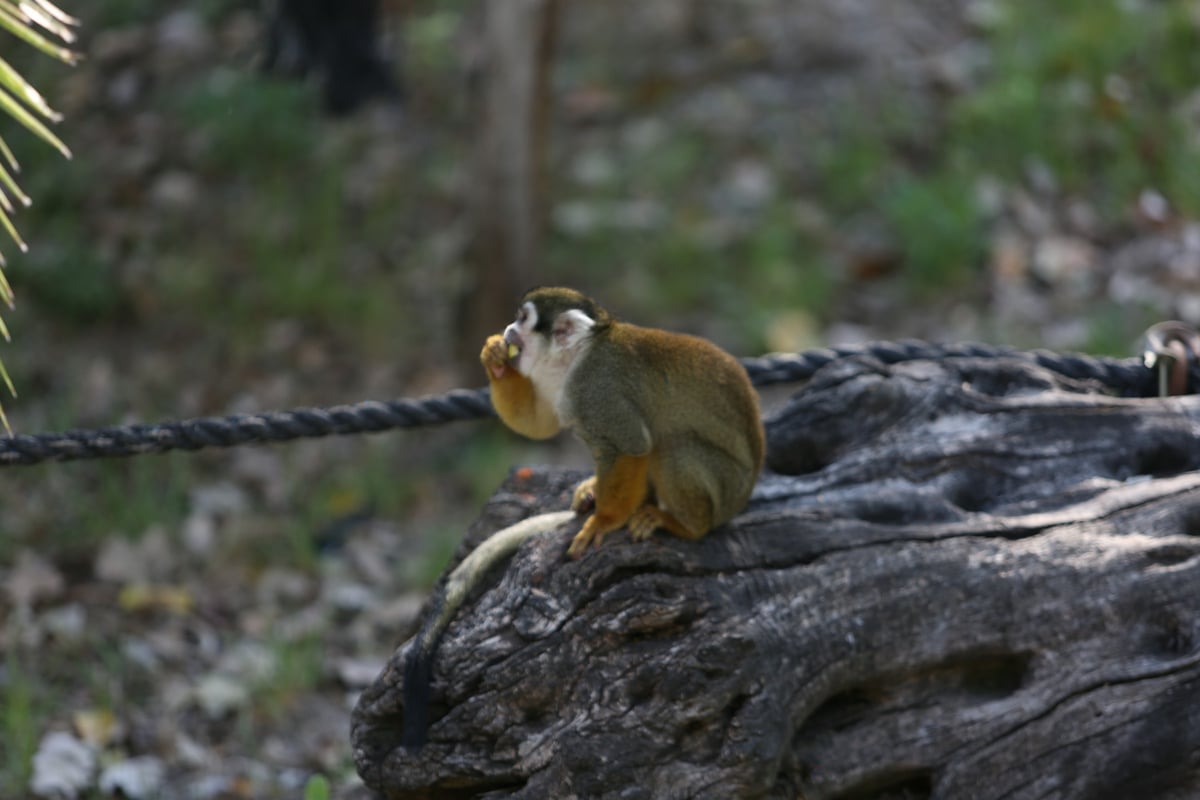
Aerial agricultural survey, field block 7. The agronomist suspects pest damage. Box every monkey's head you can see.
[503,287,612,376]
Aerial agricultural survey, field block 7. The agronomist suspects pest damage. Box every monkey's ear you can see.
[552,309,596,349]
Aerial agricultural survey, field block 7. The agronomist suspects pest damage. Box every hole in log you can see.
[627,672,657,707]
[801,686,881,733]
[765,441,830,476]
[830,769,934,800]
[1143,544,1200,568]
[1132,442,1194,479]
[851,495,956,525]
[954,651,1030,697]
[800,652,1031,737]
[1180,502,1200,537]
[1144,612,1196,658]
[418,779,528,799]
[944,474,993,513]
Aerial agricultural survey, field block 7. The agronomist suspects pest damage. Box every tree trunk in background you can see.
[262,0,402,115]
[353,355,1200,799]
[459,0,558,367]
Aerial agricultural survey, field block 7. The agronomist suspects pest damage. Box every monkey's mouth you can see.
[503,329,523,361]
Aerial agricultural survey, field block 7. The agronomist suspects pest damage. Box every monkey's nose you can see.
[503,327,523,349]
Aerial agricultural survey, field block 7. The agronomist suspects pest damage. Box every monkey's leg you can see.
[630,449,720,542]
[567,455,649,559]
[481,335,560,440]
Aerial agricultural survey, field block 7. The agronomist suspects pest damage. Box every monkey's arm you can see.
[481,334,562,440]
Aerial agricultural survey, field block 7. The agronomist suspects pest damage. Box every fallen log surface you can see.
[352,355,1200,799]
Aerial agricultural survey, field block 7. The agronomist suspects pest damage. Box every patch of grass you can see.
[87,0,155,27]
[408,2,467,78]
[4,146,115,324]
[739,203,836,315]
[882,173,983,293]
[442,427,532,509]
[952,0,1200,215]
[17,224,128,324]
[643,224,731,311]
[813,118,895,216]
[796,0,1200,301]
[1083,301,1158,357]
[175,71,319,177]
[157,69,411,341]
[157,164,403,342]
[810,107,987,297]
[304,774,332,800]
[0,453,197,564]
[258,634,324,721]
[0,653,43,796]
[88,455,194,540]
[409,520,466,586]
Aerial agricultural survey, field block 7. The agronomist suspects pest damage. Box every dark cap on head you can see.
[521,287,612,335]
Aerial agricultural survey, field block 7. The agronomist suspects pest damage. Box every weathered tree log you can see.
[353,355,1200,799]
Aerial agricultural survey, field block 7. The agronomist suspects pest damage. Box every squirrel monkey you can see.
[484,286,765,557]
[401,287,764,746]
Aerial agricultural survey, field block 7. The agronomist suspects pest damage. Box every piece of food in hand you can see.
[508,342,520,360]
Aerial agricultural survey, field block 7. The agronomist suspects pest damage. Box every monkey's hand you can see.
[482,333,562,440]
[570,476,597,514]
[480,334,513,380]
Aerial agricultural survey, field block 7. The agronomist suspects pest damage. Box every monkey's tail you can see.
[400,510,577,748]
[401,608,443,747]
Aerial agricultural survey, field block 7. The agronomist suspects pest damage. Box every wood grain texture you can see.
[353,355,1200,799]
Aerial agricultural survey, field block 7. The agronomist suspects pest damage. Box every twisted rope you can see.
[0,390,494,467]
[0,340,1185,467]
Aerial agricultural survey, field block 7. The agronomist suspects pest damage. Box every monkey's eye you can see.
[516,308,528,324]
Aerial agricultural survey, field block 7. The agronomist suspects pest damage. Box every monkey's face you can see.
[503,288,602,377]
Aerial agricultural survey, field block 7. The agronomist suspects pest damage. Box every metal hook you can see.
[1141,321,1200,397]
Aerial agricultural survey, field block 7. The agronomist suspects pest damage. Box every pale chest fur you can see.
[527,341,589,428]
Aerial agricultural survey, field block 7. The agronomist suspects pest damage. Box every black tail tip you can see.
[401,648,434,748]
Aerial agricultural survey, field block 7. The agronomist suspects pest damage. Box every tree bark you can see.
[353,354,1200,799]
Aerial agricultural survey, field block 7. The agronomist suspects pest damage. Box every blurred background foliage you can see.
[2,0,1200,795]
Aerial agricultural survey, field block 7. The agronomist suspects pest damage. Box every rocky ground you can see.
[2,1,1199,797]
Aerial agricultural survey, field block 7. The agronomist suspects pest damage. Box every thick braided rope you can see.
[740,339,1168,390]
[0,389,494,467]
[0,340,1180,467]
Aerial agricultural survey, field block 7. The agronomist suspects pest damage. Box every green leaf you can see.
[0,204,27,252]
[27,0,79,28]
[0,133,17,171]
[0,157,32,209]
[303,775,331,800]
[0,56,63,121]
[0,6,77,63]
[0,0,77,44]
[0,85,70,159]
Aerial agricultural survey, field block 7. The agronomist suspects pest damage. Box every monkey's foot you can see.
[628,505,666,542]
[567,515,603,559]
[571,476,597,514]
[480,334,511,379]
[630,505,705,542]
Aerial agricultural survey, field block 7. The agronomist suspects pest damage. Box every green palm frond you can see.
[0,0,77,432]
